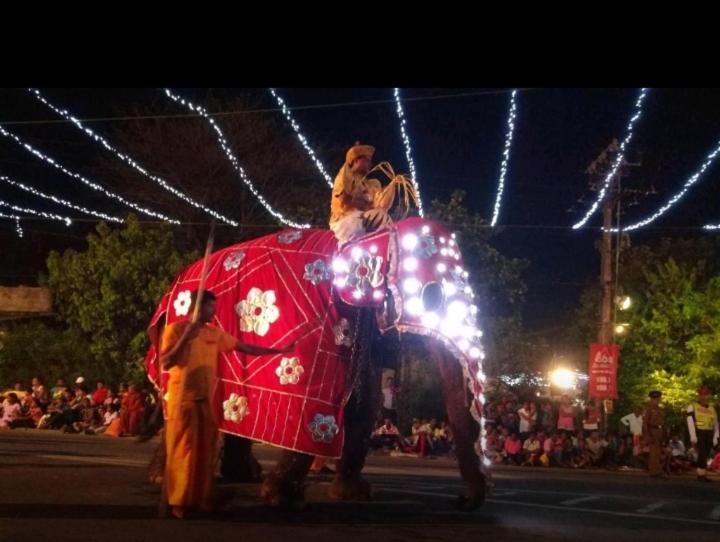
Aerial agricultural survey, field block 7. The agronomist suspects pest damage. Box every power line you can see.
[0,88,535,126]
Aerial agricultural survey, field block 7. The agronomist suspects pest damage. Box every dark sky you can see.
[1,88,719,330]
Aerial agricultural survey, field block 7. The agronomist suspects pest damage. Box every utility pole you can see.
[580,140,642,432]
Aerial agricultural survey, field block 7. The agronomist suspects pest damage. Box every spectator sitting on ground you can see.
[370,418,406,452]
[504,433,523,465]
[31,377,50,410]
[586,430,609,467]
[91,380,109,406]
[89,403,119,435]
[521,432,542,466]
[667,434,691,472]
[50,378,68,400]
[1,393,23,428]
[572,437,592,469]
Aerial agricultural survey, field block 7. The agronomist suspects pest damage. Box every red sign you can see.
[588,343,619,399]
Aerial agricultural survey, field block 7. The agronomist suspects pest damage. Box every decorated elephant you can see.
[144,216,488,509]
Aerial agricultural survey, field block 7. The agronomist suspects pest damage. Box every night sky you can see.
[1,88,719,330]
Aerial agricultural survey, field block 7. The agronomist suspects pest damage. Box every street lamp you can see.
[616,295,632,311]
[614,323,629,335]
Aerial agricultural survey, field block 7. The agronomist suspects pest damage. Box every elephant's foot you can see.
[328,474,372,501]
[455,474,486,511]
[259,472,307,510]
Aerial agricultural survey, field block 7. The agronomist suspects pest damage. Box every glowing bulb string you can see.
[28,88,237,226]
[394,88,423,217]
[490,89,518,227]
[163,89,312,229]
[0,124,179,224]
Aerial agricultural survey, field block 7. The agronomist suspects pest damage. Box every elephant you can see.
[144,216,488,510]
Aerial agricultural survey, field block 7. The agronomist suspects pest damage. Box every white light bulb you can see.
[436,262,447,273]
[403,278,422,295]
[403,257,418,272]
[405,297,423,316]
[422,312,439,328]
[402,233,418,251]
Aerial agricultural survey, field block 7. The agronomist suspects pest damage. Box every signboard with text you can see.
[588,343,619,399]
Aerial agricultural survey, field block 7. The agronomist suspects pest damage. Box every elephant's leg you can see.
[329,356,380,501]
[429,339,486,510]
[259,450,314,508]
[220,434,262,483]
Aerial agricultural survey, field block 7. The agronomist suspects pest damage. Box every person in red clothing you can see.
[503,432,523,465]
[120,383,144,436]
[91,380,109,406]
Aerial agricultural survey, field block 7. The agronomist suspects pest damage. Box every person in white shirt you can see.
[620,406,643,456]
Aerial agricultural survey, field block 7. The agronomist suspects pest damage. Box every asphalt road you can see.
[1,430,719,542]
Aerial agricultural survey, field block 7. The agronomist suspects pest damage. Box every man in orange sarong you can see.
[160,289,295,519]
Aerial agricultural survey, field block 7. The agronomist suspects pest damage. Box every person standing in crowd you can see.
[686,384,719,482]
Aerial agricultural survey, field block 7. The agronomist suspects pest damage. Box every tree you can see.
[0,321,90,387]
[42,215,196,383]
[571,237,720,427]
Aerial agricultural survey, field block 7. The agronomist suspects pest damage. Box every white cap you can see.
[75,376,85,384]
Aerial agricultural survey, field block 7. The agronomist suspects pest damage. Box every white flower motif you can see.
[275,357,304,385]
[308,413,339,443]
[235,287,280,337]
[333,317,353,347]
[303,259,331,285]
[223,393,250,423]
[173,290,192,317]
[415,234,438,259]
[346,252,384,297]
[223,250,245,271]
[278,230,303,244]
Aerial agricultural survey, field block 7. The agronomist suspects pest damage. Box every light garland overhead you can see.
[573,88,649,229]
[163,89,312,229]
[619,136,720,232]
[268,88,333,188]
[490,89,518,227]
[0,211,23,237]
[0,124,179,224]
[394,88,424,217]
[0,174,122,223]
[0,198,72,226]
[28,88,237,226]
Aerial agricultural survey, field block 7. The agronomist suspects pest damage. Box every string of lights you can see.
[619,136,720,232]
[0,210,23,237]
[28,88,238,226]
[268,88,333,188]
[572,88,649,229]
[0,197,72,226]
[394,88,423,217]
[490,89,518,227]
[0,174,122,223]
[163,89,312,229]
[0,124,179,224]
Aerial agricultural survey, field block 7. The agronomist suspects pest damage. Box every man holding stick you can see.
[160,289,295,519]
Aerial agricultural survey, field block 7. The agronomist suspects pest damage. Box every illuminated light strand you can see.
[0,198,72,226]
[394,88,424,217]
[704,223,720,230]
[28,88,237,226]
[163,89,311,229]
[572,88,649,229]
[268,88,333,188]
[0,125,179,224]
[0,174,122,223]
[0,211,23,237]
[490,89,518,227]
[617,136,720,232]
